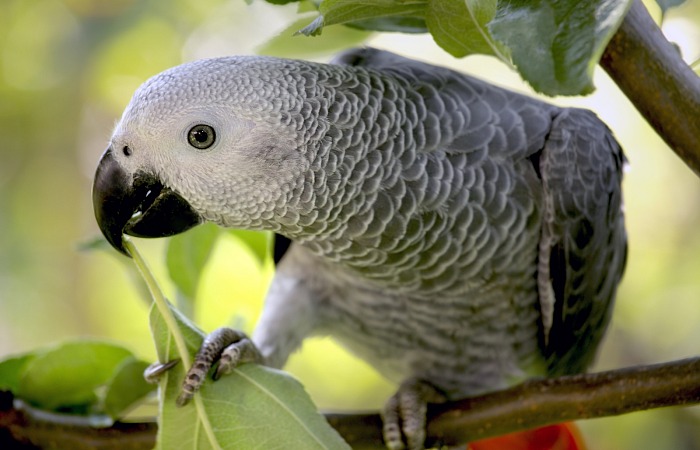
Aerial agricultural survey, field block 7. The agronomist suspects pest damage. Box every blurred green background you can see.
[1,0,699,448]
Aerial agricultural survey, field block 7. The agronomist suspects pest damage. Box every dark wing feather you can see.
[273,234,292,266]
[539,108,627,375]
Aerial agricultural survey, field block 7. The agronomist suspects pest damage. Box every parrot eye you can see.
[187,124,216,149]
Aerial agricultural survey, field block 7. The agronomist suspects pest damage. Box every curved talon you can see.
[214,337,263,380]
[143,359,180,384]
[176,389,194,407]
[383,394,406,450]
[177,366,207,406]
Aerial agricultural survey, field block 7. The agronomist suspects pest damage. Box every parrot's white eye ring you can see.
[188,124,216,150]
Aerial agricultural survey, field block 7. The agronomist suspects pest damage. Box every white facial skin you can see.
[108,57,309,230]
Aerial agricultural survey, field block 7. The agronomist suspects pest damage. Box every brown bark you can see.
[328,357,700,449]
[2,357,700,449]
[600,0,700,176]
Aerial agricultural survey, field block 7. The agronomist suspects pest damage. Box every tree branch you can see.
[600,0,700,176]
[0,392,156,450]
[327,357,700,449]
[2,358,699,449]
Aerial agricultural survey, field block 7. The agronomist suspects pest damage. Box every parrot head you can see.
[93,57,310,255]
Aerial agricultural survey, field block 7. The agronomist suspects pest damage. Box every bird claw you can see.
[382,379,446,450]
[143,359,180,384]
[176,327,263,406]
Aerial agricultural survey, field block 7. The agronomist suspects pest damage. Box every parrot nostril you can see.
[123,145,132,156]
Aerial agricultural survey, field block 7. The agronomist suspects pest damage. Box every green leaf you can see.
[345,16,427,33]
[299,15,326,35]
[76,235,113,252]
[228,229,271,265]
[145,263,350,449]
[0,353,36,392]
[166,223,221,300]
[103,357,156,419]
[489,0,632,95]
[149,300,205,364]
[426,0,510,62]
[299,0,428,36]
[159,364,351,450]
[298,1,321,14]
[16,341,133,410]
[265,0,304,4]
[258,15,372,58]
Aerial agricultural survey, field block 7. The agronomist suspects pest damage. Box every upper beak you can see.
[92,147,202,256]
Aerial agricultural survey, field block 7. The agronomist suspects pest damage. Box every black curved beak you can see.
[92,147,202,256]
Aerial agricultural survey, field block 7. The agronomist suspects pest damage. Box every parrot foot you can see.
[382,379,446,450]
[177,327,262,406]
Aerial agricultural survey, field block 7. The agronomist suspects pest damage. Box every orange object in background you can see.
[468,423,586,450]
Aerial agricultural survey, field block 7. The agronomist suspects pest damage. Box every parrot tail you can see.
[468,422,586,450]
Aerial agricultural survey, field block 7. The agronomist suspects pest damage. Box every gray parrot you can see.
[92,48,627,449]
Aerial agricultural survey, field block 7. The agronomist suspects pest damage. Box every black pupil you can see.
[193,128,208,142]
[189,125,214,149]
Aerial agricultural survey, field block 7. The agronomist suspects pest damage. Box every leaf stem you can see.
[123,237,222,450]
[123,237,192,368]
